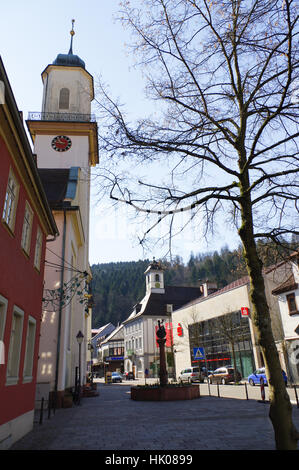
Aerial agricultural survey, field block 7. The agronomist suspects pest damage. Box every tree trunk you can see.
[238,188,298,450]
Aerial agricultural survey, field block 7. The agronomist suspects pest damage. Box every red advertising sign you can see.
[155,323,173,347]
[241,307,249,317]
[177,323,183,337]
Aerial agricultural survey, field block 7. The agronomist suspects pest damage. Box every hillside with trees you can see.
[91,240,296,329]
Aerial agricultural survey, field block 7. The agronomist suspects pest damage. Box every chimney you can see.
[199,279,217,297]
[134,303,142,314]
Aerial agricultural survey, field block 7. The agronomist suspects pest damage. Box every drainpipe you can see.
[54,209,67,406]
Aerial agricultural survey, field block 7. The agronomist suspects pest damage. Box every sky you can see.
[0,0,240,265]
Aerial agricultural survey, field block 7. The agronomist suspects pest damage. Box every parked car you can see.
[247,367,288,386]
[200,366,209,377]
[178,366,205,383]
[111,372,122,383]
[125,371,135,380]
[208,366,241,384]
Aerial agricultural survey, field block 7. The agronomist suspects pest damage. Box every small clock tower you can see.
[26,21,98,407]
[144,259,165,294]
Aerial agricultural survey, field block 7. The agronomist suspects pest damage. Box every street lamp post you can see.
[76,330,84,404]
[88,341,94,383]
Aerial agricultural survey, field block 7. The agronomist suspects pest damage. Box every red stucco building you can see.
[0,56,58,449]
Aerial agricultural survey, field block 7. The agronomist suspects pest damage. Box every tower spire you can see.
[68,19,75,54]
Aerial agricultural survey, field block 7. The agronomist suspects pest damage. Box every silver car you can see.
[178,366,204,383]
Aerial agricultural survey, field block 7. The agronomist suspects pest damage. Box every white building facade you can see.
[272,252,299,384]
[172,265,292,381]
[123,260,202,378]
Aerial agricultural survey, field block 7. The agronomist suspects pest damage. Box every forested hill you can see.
[90,241,296,329]
[90,245,248,328]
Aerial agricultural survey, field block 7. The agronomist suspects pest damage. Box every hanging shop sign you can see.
[177,323,183,337]
[241,307,250,317]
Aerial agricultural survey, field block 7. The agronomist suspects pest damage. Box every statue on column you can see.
[156,320,168,387]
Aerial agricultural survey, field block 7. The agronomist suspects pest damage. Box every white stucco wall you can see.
[276,262,299,340]
[37,206,89,393]
[172,283,252,378]
[34,134,90,169]
[42,67,92,115]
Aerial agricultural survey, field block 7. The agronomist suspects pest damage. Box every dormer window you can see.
[59,88,70,109]
[287,293,298,315]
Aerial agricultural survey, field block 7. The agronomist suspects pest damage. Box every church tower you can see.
[144,259,165,294]
[27,21,98,407]
[27,20,98,170]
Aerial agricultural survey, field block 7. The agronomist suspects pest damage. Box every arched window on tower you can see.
[155,274,160,282]
[59,88,70,110]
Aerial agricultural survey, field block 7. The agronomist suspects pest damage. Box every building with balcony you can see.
[26,23,99,407]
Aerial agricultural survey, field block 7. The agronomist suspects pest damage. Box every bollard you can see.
[244,382,249,400]
[217,382,220,398]
[260,378,265,402]
[48,393,51,419]
[293,385,299,409]
[39,397,44,425]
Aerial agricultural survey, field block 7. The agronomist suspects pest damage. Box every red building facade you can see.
[0,57,58,449]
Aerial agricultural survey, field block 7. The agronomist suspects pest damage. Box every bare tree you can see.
[95,0,299,449]
[214,311,242,383]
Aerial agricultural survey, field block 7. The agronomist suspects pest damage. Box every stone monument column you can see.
[156,320,168,387]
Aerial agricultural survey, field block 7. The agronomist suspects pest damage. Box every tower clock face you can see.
[51,135,72,152]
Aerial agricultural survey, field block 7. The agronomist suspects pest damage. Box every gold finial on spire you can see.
[68,19,75,54]
[70,19,75,36]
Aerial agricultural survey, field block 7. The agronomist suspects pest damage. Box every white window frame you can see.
[0,294,8,341]
[6,305,24,385]
[0,295,8,365]
[2,168,19,232]
[34,225,43,271]
[21,201,34,255]
[23,316,36,383]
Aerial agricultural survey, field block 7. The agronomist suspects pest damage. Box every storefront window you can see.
[189,311,255,377]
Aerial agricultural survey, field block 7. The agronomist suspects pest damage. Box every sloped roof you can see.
[272,273,298,295]
[175,276,250,311]
[124,286,202,322]
[38,169,70,206]
[91,323,115,339]
[38,167,79,209]
[101,324,124,344]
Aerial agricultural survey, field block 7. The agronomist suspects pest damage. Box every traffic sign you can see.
[193,347,205,360]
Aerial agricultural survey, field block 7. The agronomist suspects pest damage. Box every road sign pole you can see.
[204,348,211,396]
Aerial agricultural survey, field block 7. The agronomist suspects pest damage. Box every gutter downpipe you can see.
[54,208,67,407]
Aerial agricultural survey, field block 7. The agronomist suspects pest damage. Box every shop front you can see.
[189,311,255,378]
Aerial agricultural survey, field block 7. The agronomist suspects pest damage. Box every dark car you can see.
[111,372,122,383]
[248,367,288,386]
[125,371,135,380]
[208,366,242,384]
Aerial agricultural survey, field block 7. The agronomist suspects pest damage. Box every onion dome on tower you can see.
[53,19,85,69]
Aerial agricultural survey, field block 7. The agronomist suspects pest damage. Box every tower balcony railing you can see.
[27,111,96,123]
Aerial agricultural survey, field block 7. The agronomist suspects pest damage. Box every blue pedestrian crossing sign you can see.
[193,347,205,360]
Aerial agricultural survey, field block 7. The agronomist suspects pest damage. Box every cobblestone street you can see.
[9,379,299,457]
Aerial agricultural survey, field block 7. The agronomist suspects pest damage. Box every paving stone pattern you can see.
[9,381,299,451]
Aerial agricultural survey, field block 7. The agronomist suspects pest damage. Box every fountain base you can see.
[131,384,200,401]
